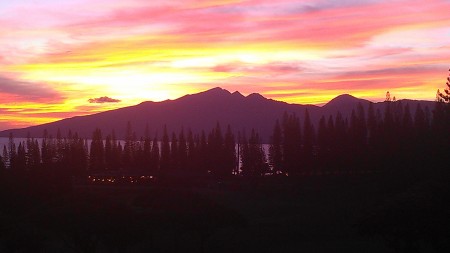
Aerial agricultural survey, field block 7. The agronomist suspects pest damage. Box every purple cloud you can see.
[88,96,121,103]
[0,75,64,102]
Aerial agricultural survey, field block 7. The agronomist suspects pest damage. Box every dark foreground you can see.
[0,170,449,253]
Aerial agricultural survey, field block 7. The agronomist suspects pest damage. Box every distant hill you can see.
[0,87,436,142]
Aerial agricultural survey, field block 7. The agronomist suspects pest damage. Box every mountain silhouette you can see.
[0,87,435,141]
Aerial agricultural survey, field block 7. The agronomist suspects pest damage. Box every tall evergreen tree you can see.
[160,126,171,171]
[104,134,113,170]
[123,121,134,170]
[0,152,5,172]
[89,128,105,171]
[8,133,17,170]
[437,68,450,102]
[16,142,27,172]
[150,135,160,172]
[269,120,283,174]
[186,129,196,171]
[282,112,302,175]
[178,129,188,170]
[143,125,152,170]
[303,109,314,171]
[223,125,236,177]
[2,145,8,169]
[241,129,267,177]
[170,132,179,170]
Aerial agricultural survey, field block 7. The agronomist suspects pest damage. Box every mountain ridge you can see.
[0,87,435,141]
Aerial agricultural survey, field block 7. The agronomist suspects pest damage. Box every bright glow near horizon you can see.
[1,0,450,130]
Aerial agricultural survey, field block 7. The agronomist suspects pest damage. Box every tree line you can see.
[0,98,449,181]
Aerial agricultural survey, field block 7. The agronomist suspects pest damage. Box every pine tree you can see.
[0,151,5,172]
[269,120,283,174]
[16,142,27,172]
[282,112,302,176]
[186,129,196,171]
[150,135,160,172]
[241,129,267,177]
[160,126,171,171]
[170,132,178,170]
[178,129,188,170]
[123,121,134,170]
[8,133,16,170]
[2,145,8,169]
[303,109,314,171]
[89,128,105,171]
[143,125,152,170]
[105,134,113,170]
[437,68,450,102]
[223,125,236,177]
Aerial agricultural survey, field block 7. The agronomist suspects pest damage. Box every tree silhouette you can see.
[223,125,236,177]
[282,112,301,176]
[437,68,450,102]
[150,135,160,173]
[302,109,315,172]
[170,132,179,170]
[160,126,171,171]
[0,153,5,172]
[178,129,188,170]
[269,119,283,174]
[240,129,267,177]
[89,128,105,171]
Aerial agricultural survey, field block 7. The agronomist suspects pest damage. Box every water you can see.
[0,137,270,161]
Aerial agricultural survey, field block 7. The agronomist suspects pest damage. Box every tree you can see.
[437,68,450,102]
[186,129,196,171]
[0,152,5,172]
[269,120,283,174]
[317,116,329,170]
[16,142,27,172]
[160,126,171,171]
[104,134,113,170]
[8,133,16,170]
[178,129,188,170]
[170,132,179,170]
[89,128,105,171]
[223,125,236,177]
[123,121,136,170]
[150,135,160,172]
[282,112,301,175]
[26,137,41,172]
[302,109,314,171]
[2,145,7,169]
[240,129,267,177]
[208,122,225,177]
[143,125,152,170]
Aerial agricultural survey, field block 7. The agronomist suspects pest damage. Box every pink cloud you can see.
[0,76,65,103]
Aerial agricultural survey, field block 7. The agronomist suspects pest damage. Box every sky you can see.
[1,0,449,130]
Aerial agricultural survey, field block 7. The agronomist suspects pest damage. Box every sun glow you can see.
[1,0,449,130]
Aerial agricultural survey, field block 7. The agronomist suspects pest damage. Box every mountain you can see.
[0,88,436,142]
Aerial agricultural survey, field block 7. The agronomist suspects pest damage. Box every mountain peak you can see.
[246,93,266,100]
[232,91,244,98]
[324,94,360,107]
[201,87,231,96]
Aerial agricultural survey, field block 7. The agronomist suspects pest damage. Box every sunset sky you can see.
[1,0,450,130]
